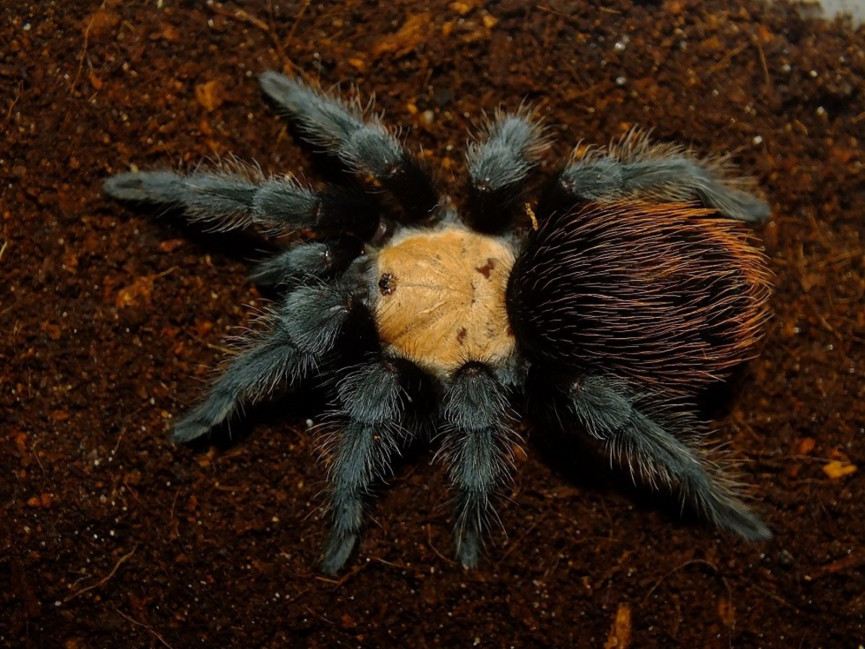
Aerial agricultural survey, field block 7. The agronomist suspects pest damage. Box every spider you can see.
[105,71,773,574]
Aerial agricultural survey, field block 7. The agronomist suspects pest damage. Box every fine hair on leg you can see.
[173,281,356,443]
[567,375,771,540]
[249,238,363,288]
[103,164,380,239]
[258,71,440,218]
[439,362,519,568]
[465,108,548,231]
[320,358,422,575]
[549,129,770,223]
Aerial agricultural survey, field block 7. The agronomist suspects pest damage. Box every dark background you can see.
[2,1,863,647]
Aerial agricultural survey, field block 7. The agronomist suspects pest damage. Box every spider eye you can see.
[378,272,397,295]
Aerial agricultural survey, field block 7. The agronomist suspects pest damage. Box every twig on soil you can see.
[168,486,182,523]
[753,35,771,90]
[28,438,46,476]
[65,545,138,602]
[315,562,367,587]
[641,558,732,605]
[302,604,336,626]
[206,2,269,31]
[71,5,101,94]
[425,524,455,565]
[708,41,749,75]
[193,336,237,356]
[497,514,546,563]
[114,608,175,649]
[805,552,865,580]
[4,82,22,123]
[266,0,290,66]
[206,0,294,69]
[372,557,415,572]
[283,0,311,49]
[746,581,805,614]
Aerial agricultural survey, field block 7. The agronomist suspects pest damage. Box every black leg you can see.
[321,359,421,575]
[259,71,440,219]
[104,167,380,239]
[465,110,547,232]
[567,375,771,540]
[542,130,770,223]
[249,238,363,289]
[440,363,518,568]
[172,282,356,442]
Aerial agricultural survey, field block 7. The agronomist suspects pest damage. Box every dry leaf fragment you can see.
[195,80,224,113]
[373,13,431,58]
[823,460,857,480]
[604,603,632,649]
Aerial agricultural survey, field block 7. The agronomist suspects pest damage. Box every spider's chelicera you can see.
[105,71,773,574]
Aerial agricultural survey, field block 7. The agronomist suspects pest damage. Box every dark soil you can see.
[2,1,864,647]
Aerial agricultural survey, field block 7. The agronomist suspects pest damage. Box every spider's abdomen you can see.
[506,202,771,392]
[374,227,516,375]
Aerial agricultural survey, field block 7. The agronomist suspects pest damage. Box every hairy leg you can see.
[465,110,547,232]
[259,71,440,218]
[567,375,771,540]
[173,281,358,442]
[104,167,380,238]
[321,359,421,574]
[440,363,518,568]
[249,238,363,288]
[546,130,770,223]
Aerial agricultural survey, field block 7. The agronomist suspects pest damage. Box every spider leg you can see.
[545,132,770,223]
[567,375,771,541]
[440,363,517,568]
[172,281,358,443]
[465,110,547,232]
[258,71,440,218]
[249,238,363,289]
[104,168,380,239]
[321,359,423,575]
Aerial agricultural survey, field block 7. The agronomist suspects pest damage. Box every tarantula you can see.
[105,71,773,574]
